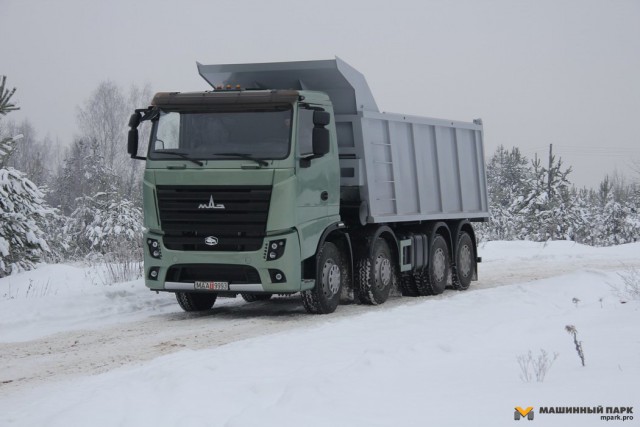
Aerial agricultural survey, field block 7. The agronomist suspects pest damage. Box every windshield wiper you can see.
[154,150,203,166]
[213,152,269,167]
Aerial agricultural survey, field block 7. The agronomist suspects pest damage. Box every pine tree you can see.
[55,138,144,258]
[64,192,143,258]
[589,175,640,245]
[518,153,574,241]
[482,146,533,240]
[0,77,55,276]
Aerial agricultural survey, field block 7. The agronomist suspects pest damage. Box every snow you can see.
[1,241,639,426]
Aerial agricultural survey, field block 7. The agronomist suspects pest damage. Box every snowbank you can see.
[0,263,178,342]
[0,241,639,426]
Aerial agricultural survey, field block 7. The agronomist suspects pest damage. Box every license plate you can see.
[194,281,229,291]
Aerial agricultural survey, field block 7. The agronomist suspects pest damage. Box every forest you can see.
[1,76,638,278]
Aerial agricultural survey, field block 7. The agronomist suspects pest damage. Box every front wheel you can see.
[175,292,217,312]
[301,241,346,314]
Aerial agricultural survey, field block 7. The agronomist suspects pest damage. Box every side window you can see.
[154,112,180,150]
[297,109,314,156]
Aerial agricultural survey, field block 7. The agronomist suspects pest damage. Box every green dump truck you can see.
[128,58,489,314]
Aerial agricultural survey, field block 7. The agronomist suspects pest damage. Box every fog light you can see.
[149,267,160,280]
[268,269,286,283]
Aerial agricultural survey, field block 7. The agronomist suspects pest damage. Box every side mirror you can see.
[128,112,141,128]
[312,128,330,156]
[313,110,330,126]
[128,129,139,158]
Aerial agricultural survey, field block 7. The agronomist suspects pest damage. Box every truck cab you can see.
[132,89,342,303]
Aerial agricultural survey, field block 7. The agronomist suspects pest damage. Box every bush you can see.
[517,349,559,382]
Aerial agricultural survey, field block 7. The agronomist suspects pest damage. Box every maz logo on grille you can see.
[204,236,219,246]
[198,195,225,210]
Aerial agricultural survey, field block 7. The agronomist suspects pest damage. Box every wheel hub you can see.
[433,248,446,282]
[322,260,341,297]
[375,255,392,290]
[459,245,472,277]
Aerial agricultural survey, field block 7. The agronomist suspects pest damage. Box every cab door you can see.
[295,106,336,226]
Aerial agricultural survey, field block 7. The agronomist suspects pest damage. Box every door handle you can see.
[321,191,328,201]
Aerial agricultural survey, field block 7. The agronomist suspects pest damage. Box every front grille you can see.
[167,264,261,284]
[157,185,272,251]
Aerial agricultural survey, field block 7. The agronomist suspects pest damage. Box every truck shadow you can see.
[160,293,436,324]
[162,295,309,322]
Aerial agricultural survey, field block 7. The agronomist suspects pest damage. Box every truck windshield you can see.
[148,106,292,161]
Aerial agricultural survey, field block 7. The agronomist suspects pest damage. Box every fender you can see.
[448,219,478,257]
[425,221,452,258]
[351,224,399,261]
[450,220,470,257]
[304,221,353,284]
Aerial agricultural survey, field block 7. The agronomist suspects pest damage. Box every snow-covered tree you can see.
[53,138,121,216]
[481,146,533,241]
[587,175,640,245]
[75,81,152,203]
[64,192,143,258]
[3,119,60,187]
[0,77,55,276]
[0,167,54,275]
[517,153,574,241]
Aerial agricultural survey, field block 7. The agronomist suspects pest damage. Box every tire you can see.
[400,274,420,297]
[423,234,450,295]
[355,238,397,305]
[452,232,474,291]
[175,292,217,312]
[241,293,272,302]
[514,411,521,421]
[414,270,433,296]
[301,241,346,314]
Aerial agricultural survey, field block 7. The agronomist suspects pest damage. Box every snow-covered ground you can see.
[1,241,639,426]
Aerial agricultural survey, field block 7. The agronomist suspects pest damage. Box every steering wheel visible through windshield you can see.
[148,106,292,161]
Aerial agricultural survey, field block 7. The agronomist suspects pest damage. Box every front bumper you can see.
[144,228,304,293]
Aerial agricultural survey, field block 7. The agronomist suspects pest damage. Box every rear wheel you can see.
[241,293,272,302]
[301,241,346,314]
[175,292,217,312]
[356,238,397,305]
[414,270,433,296]
[400,274,420,297]
[422,234,450,295]
[452,232,474,290]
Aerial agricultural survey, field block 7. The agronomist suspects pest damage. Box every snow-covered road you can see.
[1,241,639,426]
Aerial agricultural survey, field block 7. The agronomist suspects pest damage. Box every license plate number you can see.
[194,281,228,291]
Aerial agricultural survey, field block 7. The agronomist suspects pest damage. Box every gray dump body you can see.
[198,58,489,224]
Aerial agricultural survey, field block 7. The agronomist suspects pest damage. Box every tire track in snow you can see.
[1,256,639,396]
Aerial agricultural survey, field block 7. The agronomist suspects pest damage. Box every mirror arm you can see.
[299,153,319,168]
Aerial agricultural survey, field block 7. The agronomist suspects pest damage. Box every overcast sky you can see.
[1,0,638,188]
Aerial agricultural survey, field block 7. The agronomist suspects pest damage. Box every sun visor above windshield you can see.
[151,90,300,110]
